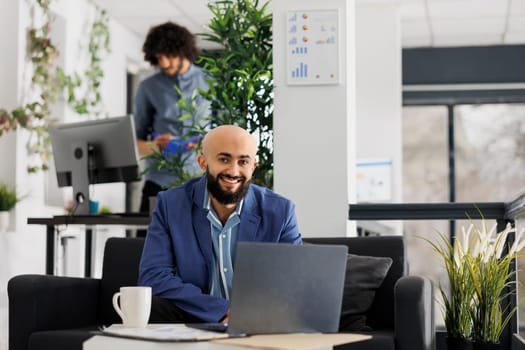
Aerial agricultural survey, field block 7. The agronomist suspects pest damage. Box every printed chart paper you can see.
[286,10,340,85]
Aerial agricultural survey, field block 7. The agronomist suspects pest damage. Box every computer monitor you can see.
[49,115,140,214]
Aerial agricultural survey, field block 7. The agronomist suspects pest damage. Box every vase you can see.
[472,341,501,350]
[446,336,473,350]
[0,211,9,232]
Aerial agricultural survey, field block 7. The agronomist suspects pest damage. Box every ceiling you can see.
[90,0,525,49]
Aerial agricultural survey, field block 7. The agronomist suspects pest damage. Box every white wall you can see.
[0,0,50,279]
[273,0,403,237]
[0,0,142,298]
[0,2,21,349]
[0,0,20,188]
[273,0,356,237]
[0,1,143,347]
[355,1,403,234]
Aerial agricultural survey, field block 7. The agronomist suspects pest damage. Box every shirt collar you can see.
[178,64,196,82]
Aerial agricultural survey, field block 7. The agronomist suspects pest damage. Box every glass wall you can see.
[402,106,449,203]
[455,104,525,202]
[455,104,525,333]
[402,103,525,329]
[402,105,449,327]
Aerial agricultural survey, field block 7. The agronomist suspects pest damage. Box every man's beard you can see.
[206,170,250,205]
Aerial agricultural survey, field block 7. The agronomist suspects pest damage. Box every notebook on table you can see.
[188,241,348,335]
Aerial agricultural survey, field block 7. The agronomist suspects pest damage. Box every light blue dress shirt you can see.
[138,175,302,322]
[203,188,242,300]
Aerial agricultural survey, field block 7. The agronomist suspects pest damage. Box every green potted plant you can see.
[0,181,20,232]
[425,231,476,349]
[425,219,524,350]
[199,0,274,188]
[466,221,523,349]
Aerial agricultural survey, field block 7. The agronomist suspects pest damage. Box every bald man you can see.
[138,125,302,323]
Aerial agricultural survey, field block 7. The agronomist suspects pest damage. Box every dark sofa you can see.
[8,236,434,350]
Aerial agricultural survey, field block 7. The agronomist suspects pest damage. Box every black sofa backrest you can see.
[99,236,406,330]
[99,237,145,325]
[303,236,406,330]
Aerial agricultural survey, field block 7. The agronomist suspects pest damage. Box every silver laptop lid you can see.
[228,242,348,334]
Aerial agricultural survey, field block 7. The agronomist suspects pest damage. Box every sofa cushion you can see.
[339,254,393,331]
[302,236,406,330]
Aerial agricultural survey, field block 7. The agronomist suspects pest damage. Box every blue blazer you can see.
[138,176,302,322]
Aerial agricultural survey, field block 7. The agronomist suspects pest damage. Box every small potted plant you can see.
[425,230,476,349]
[467,221,523,349]
[0,181,20,232]
[425,219,525,350]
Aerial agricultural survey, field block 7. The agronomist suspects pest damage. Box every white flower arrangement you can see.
[426,219,525,344]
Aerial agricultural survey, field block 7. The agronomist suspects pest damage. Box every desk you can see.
[28,215,150,277]
[84,333,371,350]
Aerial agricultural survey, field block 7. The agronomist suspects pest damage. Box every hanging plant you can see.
[0,0,111,172]
[18,0,60,172]
[57,9,111,117]
[0,13,56,138]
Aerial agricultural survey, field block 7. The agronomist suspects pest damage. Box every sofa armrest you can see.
[394,276,435,350]
[8,274,101,350]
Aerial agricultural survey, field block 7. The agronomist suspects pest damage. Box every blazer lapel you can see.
[193,208,213,267]
[190,177,214,278]
[238,187,261,241]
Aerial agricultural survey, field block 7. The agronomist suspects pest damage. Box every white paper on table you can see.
[100,324,231,342]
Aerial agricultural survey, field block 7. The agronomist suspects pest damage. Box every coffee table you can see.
[84,336,254,350]
[84,332,371,350]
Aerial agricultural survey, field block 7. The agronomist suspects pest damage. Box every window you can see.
[402,103,525,330]
[455,104,525,202]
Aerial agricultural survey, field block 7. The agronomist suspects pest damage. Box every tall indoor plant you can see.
[198,0,274,188]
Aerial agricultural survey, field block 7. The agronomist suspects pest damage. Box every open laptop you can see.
[188,242,348,335]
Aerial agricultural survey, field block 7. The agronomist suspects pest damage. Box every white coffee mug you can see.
[112,286,152,328]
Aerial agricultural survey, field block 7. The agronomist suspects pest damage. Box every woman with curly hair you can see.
[134,22,210,222]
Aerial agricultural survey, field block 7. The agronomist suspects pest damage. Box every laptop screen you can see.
[227,242,348,334]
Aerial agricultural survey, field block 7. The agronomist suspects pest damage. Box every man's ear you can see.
[197,153,207,171]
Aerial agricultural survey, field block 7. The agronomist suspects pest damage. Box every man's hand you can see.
[220,309,230,323]
[185,141,197,151]
[184,135,202,151]
[154,133,173,150]
[137,139,159,156]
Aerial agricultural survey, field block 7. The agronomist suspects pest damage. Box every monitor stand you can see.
[70,142,91,215]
